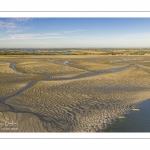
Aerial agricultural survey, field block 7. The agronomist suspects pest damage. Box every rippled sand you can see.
[0,55,150,132]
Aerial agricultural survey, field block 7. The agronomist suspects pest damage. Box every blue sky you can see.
[0,18,150,48]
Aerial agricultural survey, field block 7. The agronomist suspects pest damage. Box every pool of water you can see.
[22,49,37,53]
[103,99,150,132]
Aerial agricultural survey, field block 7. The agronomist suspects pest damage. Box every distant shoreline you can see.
[0,49,150,56]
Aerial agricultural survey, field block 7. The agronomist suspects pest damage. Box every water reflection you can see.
[103,99,150,132]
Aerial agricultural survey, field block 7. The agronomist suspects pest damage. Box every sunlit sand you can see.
[0,55,150,132]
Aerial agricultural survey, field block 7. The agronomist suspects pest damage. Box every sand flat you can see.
[0,55,150,132]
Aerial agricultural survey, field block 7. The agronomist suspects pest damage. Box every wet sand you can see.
[0,55,150,132]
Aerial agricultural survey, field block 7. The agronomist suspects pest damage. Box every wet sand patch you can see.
[0,55,150,132]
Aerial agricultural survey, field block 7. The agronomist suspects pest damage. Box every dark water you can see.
[60,52,70,54]
[22,49,36,53]
[0,81,36,103]
[103,99,150,132]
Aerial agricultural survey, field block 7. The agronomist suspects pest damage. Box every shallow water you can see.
[103,99,150,132]
[53,64,132,81]
[60,52,70,54]
[22,49,36,53]
[10,62,17,72]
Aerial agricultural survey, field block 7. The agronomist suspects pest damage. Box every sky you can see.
[0,18,150,48]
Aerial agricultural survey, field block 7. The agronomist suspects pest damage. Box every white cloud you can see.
[0,18,31,31]
[10,32,63,39]
[63,29,85,34]
[43,32,60,36]
[0,20,16,29]
[0,32,67,40]
[6,29,22,33]
[0,25,84,40]
[12,18,31,22]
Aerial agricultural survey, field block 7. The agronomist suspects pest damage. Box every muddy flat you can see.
[0,55,150,132]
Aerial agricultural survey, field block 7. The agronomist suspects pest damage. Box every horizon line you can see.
[1,47,150,49]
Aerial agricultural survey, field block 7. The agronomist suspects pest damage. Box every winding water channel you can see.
[0,61,149,132]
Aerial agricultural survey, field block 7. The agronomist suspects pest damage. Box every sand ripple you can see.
[0,55,150,132]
